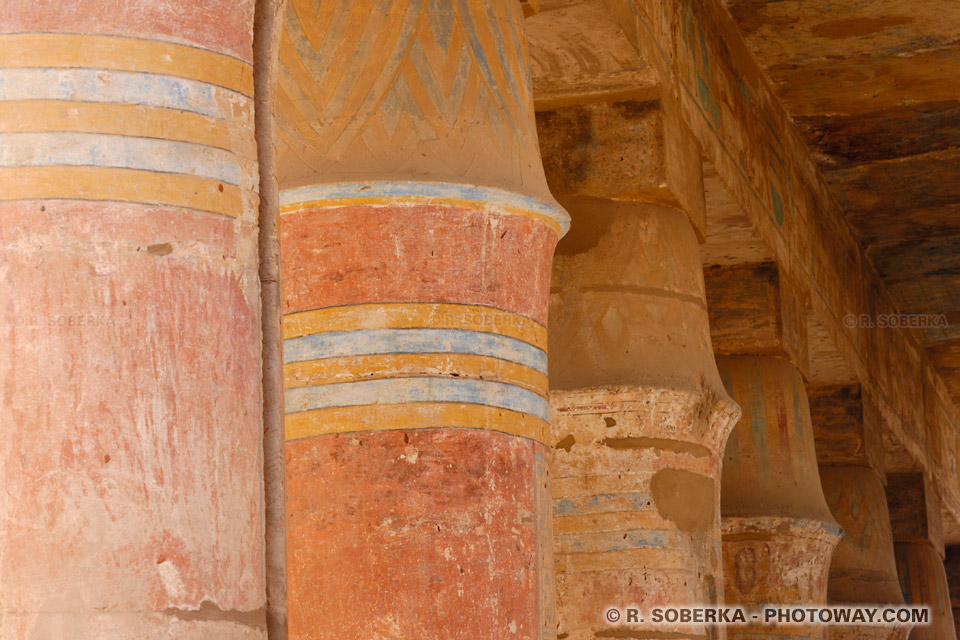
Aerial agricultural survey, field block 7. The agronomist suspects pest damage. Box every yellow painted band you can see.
[557,548,692,573]
[285,402,550,445]
[554,511,663,535]
[284,353,548,398]
[0,101,254,157]
[279,196,563,236]
[0,33,253,97]
[0,166,243,217]
[284,302,546,350]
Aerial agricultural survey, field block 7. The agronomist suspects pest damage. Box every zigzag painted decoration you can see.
[275,0,550,195]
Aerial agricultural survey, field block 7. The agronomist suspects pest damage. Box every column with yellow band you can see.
[275,1,567,638]
[0,6,264,639]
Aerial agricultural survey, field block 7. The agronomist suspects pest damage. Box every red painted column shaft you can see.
[0,2,264,638]
[272,1,567,638]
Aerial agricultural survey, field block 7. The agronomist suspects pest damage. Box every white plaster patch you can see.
[157,560,186,599]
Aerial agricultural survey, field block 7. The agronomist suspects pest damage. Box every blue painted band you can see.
[561,530,668,554]
[0,132,242,185]
[0,68,245,119]
[285,376,550,422]
[283,328,547,374]
[553,492,652,516]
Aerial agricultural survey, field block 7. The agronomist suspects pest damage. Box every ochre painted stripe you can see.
[0,166,243,217]
[285,402,550,445]
[0,33,253,97]
[284,303,546,349]
[0,101,253,156]
[280,196,563,235]
[284,353,548,398]
[557,547,694,573]
[554,511,665,535]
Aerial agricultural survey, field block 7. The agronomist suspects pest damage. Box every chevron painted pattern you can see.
[275,0,545,190]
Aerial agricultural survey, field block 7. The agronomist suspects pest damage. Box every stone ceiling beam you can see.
[809,384,886,478]
[536,96,707,240]
[887,473,944,557]
[705,260,808,377]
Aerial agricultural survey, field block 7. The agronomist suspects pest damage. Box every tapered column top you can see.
[275,0,556,204]
[719,355,838,526]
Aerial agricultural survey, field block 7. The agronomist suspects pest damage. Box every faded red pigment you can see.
[280,204,557,324]
[0,0,254,60]
[286,429,545,638]
[281,198,560,639]
[0,3,263,635]
[2,227,262,613]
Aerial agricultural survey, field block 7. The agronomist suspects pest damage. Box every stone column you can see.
[820,467,907,640]
[809,387,907,640]
[528,51,738,636]
[942,545,960,640]
[273,2,567,638]
[895,543,955,640]
[718,355,842,640]
[0,3,264,639]
[548,197,738,639]
[886,473,956,639]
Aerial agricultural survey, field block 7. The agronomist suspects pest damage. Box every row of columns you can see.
[2,2,958,640]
